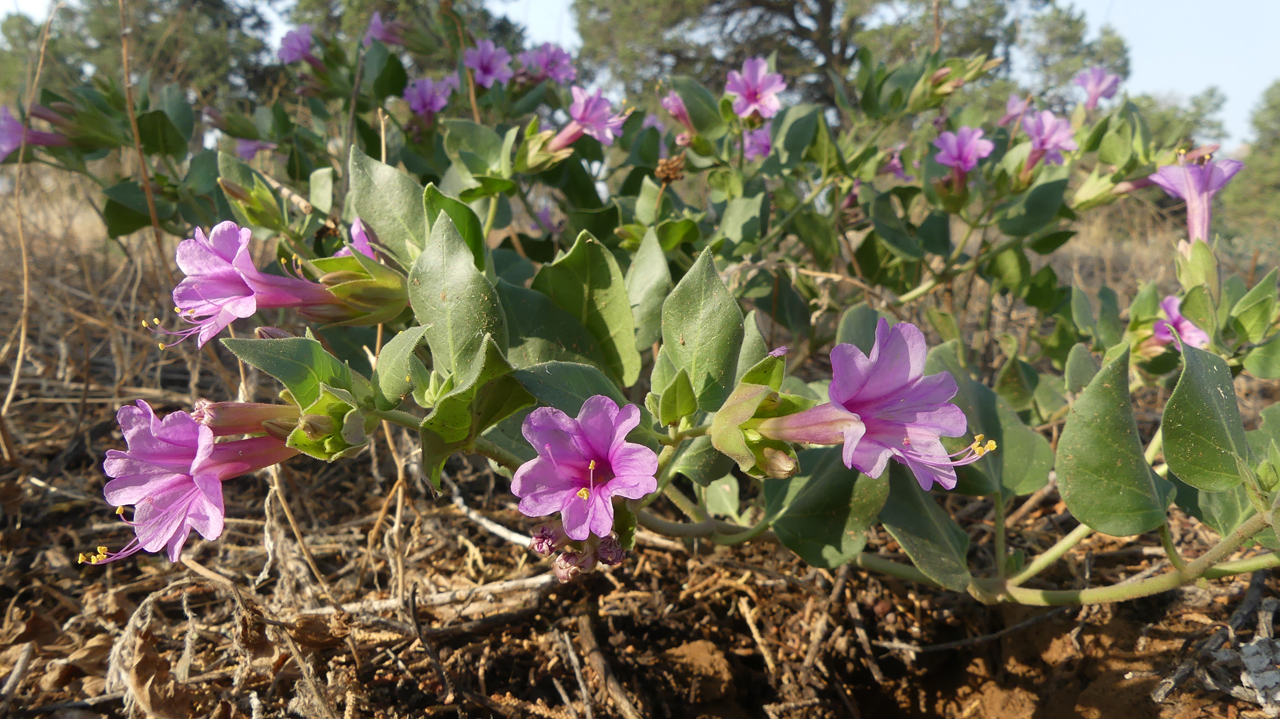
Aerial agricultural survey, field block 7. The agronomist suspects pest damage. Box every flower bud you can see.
[553,551,597,583]
[530,523,570,557]
[254,326,295,340]
[595,534,625,566]
[299,414,336,440]
[759,447,798,479]
[192,400,299,436]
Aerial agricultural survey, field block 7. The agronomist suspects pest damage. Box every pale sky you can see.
[8,0,1278,148]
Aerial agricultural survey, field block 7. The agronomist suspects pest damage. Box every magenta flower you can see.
[998,94,1031,127]
[518,43,576,85]
[741,127,772,162]
[1022,110,1077,169]
[165,221,343,348]
[511,396,658,541]
[334,218,378,259]
[279,25,319,68]
[877,143,914,181]
[403,76,456,120]
[0,106,71,161]
[88,401,298,564]
[1153,296,1210,350]
[234,139,277,160]
[363,12,403,47]
[933,127,993,173]
[1149,157,1243,243]
[1074,67,1120,111]
[754,320,989,491]
[545,87,629,152]
[661,90,694,134]
[463,40,514,88]
[724,57,786,120]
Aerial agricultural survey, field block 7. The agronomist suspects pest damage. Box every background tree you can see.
[1223,80,1280,236]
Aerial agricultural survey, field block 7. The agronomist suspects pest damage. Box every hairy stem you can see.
[1158,523,1188,571]
[1007,522,1094,587]
[472,436,524,472]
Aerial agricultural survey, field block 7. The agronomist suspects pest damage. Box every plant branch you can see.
[1007,522,1094,587]
[472,436,523,472]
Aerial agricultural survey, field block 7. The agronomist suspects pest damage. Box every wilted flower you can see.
[85,401,297,564]
[553,551,597,583]
[403,75,457,121]
[545,87,629,152]
[933,127,993,174]
[363,12,403,47]
[877,143,914,182]
[518,43,576,84]
[754,320,991,491]
[741,128,772,162]
[234,139,277,161]
[511,395,658,541]
[530,522,571,557]
[0,106,71,161]
[1149,156,1243,243]
[1022,110,1077,169]
[1153,296,1210,349]
[1074,67,1120,111]
[162,221,344,348]
[998,94,1031,127]
[595,534,625,566]
[463,40,514,88]
[725,57,786,120]
[279,25,320,69]
[334,218,378,259]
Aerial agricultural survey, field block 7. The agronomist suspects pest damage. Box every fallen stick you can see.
[301,574,555,615]
[576,615,643,719]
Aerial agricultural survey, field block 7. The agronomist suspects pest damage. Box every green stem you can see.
[1007,522,1094,587]
[471,436,523,472]
[894,234,1023,305]
[483,195,499,238]
[851,553,937,586]
[638,444,680,509]
[758,176,837,248]
[658,424,710,445]
[372,408,422,430]
[1158,523,1188,571]
[1003,511,1271,606]
[1144,427,1164,464]
[664,483,708,522]
[993,493,1008,584]
[1204,551,1280,578]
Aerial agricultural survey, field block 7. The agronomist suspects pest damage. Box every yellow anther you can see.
[174,306,181,313]
[588,460,596,471]
[141,319,149,327]
[576,487,590,500]
[97,546,109,556]
[77,553,89,564]
[116,506,126,515]
[152,317,161,325]
[985,440,997,452]
[158,342,167,350]
[973,434,985,444]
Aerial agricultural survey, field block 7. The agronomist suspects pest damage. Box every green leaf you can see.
[720,194,767,246]
[103,198,152,238]
[511,361,628,417]
[1057,349,1174,535]
[1065,343,1100,393]
[1163,344,1251,491]
[372,49,408,99]
[493,248,535,286]
[672,434,736,486]
[870,193,922,260]
[998,176,1068,237]
[1245,332,1280,379]
[655,218,700,252]
[348,146,427,268]
[662,251,744,411]
[658,368,697,425]
[423,184,485,270]
[1231,268,1278,345]
[407,214,507,375]
[442,119,505,176]
[158,84,194,141]
[835,303,884,353]
[137,110,187,159]
[531,232,642,386]
[770,105,819,170]
[626,229,673,351]
[1096,285,1125,349]
[699,474,741,521]
[1071,284,1097,341]
[222,336,352,409]
[496,279,611,373]
[671,76,727,140]
[735,310,769,383]
[635,175,672,225]
[878,466,972,591]
[764,448,890,568]
[309,167,334,215]
[1171,473,1278,549]
[372,326,429,410]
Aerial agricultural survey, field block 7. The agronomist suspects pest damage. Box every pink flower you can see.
[755,320,989,491]
[403,76,456,120]
[661,90,694,134]
[1022,110,1077,169]
[511,396,658,541]
[877,143,913,181]
[1074,67,1120,111]
[741,128,772,162]
[279,25,318,68]
[1149,157,1243,243]
[333,218,379,259]
[463,40,514,89]
[363,12,403,47]
[518,43,576,85]
[1153,296,1210,350]
[165,221,343,348]
[933,127,993,173]
[998,94,1031,127]
[641,113,664,131]
[724,57,786,119]
[0,106,71,160]
[87,401,298,564]
[545,87,628,152]
[234,139,277,160]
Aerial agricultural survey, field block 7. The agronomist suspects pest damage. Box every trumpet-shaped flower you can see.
[1074,67,1120,111]
[511,396,658,541]
[363,12,403,47]
[191,400,299,436]
[545,87,629,152]
[0,106,71,161]
[998,94,1031,127]
[234,139,277,160]
[279,25,318,67]
[754,320,990,491]
[86,401,298,564]
[741,128,772,162]
[1022,110,1077,169]
[334,218,378,259]
[661,90,694,133]
[933,127,993,173]
[1153,296,1210,349]
[518,43,576,85]
[725,57,786,120]
[464,40,514,88]
[1148,157,1243,243]
[164,221,343,348]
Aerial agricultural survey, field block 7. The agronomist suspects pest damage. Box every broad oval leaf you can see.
[372,325,429,410]
[348,146,427,268]
[1164,344,1251,491]
[495,279,611,373]
[222,336,352,409]
[625,229,673,351]
[662,251,744,411]
[765,448,890,568]
[878,466,972,591]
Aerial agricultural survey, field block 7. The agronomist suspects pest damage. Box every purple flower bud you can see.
[741,128,772,162]
[235,139,277,161]
[334,218,379,259]
[661,91,694,133]
[1153,296,1210,350]
[768,346,789,358]
[279,25,319,68]
[0,106,71,161]
[997,94,1031,127]
[553,551,597,583]
[530,522,570,556]
[254,326,294,340]
[595,534,625,566]
[363,12,403,47]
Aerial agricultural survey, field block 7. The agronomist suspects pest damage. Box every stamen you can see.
[116,506,126,515]
[576,487,590,500]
